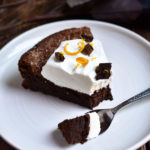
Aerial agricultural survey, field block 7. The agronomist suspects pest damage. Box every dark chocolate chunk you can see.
[55,52,65,62]
[95,63,111,80]
[82,44,93,56]
[81,34,93,42]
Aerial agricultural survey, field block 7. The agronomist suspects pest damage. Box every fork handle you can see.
[113,88,150,113]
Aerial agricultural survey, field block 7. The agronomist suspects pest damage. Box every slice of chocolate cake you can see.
[58,112,101,144]
[18,27,113,109]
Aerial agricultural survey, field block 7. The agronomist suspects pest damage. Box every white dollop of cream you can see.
[41,39,111,95]
[87,112,101,140]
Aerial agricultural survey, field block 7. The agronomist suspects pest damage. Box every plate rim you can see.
[0,19,150,150]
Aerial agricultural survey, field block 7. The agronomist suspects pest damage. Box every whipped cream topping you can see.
[87,112,101,140]
[41,39,111,95]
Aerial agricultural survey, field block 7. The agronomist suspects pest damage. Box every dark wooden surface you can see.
[0,0,150,149]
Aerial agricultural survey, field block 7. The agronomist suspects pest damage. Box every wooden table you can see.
[0,0,150,149]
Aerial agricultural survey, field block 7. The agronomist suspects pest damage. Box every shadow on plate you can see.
[51,129,71,148]
[5,71,23,91]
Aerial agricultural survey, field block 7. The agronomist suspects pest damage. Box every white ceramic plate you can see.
[0,20,150,150]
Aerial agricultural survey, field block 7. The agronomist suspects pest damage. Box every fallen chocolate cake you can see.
[18,27,113,109]
[58,112,101,144]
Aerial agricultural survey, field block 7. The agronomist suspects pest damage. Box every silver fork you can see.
[89,88,150,134]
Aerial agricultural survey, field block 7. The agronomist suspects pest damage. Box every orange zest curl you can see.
[64,41,85,56]
[74,63,80,70]
[59,51,65,55]
[94,85,98,89]
[91,57,97,60]
[80,36,85,42]
[90,42,93,47]
[76,57,89,67]
[104,69,109,73]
